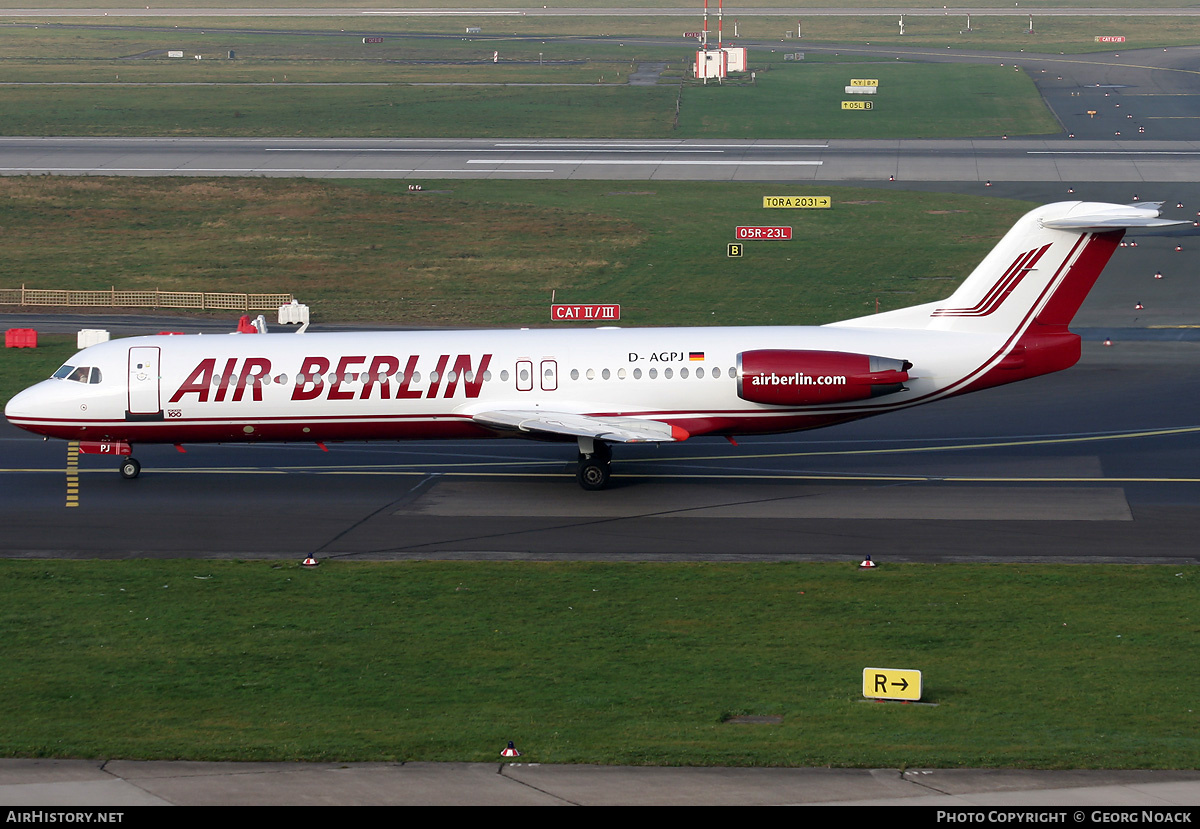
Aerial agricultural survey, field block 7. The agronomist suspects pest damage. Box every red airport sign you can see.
[552,304,621,321]
[736,226,793,240]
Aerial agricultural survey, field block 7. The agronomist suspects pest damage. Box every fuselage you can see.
[5,323,1002,446]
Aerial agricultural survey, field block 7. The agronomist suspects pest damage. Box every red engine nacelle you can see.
[737,349,911,406]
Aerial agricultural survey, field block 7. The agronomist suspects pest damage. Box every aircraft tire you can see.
[119,458,141,480]
[577,458,610,491]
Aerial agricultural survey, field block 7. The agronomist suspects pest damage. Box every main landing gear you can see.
[576,438,612,491]
[119,457,141,479]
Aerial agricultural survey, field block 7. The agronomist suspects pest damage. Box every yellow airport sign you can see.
[762,195,831,209]
[863,667,922,701]
[850,78,879,87]
[841,100,873,110]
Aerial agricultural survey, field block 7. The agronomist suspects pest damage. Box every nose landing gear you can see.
[119,457,141,479]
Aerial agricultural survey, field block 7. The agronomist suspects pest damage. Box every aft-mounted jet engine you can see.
[736,349,911,405]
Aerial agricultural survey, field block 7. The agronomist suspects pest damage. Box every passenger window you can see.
[664,368,673,379]
[649,368,658,379]
[633,368,642,379]
[713,367,722,379]
[696,367,705,379]
[602,368,610,380]
[617,368,626,379]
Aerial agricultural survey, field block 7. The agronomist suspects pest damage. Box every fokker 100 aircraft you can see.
[4,201,1188,489]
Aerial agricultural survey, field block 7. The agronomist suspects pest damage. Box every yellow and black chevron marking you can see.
[66,441,79,508]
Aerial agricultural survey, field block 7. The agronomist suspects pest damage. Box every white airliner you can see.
[4,200,1187,489]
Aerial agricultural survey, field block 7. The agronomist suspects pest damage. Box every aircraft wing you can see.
[472,410,689,443]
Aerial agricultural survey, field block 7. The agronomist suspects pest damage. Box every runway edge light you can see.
[501,741,520,757]
[859,555,877,570]
[303,555,319,567]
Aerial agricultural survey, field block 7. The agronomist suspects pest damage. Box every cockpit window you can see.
[54,365,102,384]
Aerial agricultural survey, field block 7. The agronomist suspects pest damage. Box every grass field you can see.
[0,177,1028,324]
[1,559,1195,766]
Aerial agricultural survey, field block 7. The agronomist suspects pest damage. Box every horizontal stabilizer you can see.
[1041,202,1191,231]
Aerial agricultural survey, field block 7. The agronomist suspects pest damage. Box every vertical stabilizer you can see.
[833,201,1185,335]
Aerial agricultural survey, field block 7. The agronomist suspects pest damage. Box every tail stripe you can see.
[931,243,1051,317]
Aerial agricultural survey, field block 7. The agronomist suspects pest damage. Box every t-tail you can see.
[832,200,1189,390]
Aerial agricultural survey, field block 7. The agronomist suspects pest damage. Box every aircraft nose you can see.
[4,381,57,433]
[4,384,37,421]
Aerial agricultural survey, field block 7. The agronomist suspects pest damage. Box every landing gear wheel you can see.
[577,458,611,491]
[119,458,141,480]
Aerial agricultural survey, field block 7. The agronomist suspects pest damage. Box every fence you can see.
[0,286,294,312]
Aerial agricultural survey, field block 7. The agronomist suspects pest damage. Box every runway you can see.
[9,136,1200,181]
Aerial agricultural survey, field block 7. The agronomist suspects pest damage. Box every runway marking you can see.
[65,441,79,508]
[493,142,830,149]
[0,168,557,174]
[265,147,731,154]
[468,159,823,166]
[1026,151,1200,156]
[7,464,1200,485]
[6,425,1199,484]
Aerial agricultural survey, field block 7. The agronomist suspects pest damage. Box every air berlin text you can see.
[168,355,493,403]
[750,372,848,387]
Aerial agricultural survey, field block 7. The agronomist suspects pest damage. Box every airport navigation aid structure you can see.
[5,202,1187,490]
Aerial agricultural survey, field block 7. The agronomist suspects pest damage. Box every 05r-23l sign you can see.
[736,226,793,240]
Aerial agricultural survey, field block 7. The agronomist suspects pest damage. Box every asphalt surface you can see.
[4,760,1200,806]
[4,17,1200,807]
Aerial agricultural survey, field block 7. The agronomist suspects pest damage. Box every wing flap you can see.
[473,410,689,443]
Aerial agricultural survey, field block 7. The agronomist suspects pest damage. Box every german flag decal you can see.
[689,352,705,361]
